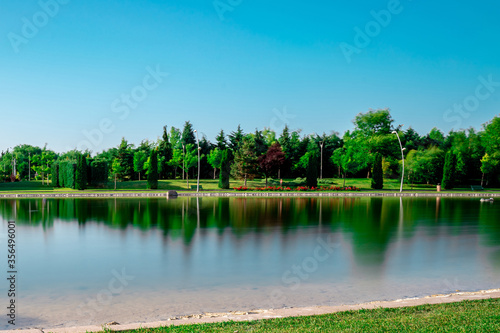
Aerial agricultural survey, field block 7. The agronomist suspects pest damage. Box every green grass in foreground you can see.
[116,299,500,333]
[0,178,497,194]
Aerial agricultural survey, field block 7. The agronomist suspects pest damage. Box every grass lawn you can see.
[107,298,500,332]
[0,178,497,194]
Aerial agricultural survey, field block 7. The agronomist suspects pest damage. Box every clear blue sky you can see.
[1,0,499,154]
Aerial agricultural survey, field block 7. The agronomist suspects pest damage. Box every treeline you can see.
[1,109,499,189]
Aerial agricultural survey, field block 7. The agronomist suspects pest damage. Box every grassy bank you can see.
[109,298,500,332]
[1,178,497,194]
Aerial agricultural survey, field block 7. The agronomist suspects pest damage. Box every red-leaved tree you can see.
[258,143,286,187]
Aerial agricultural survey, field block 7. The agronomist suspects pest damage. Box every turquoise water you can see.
[0,197,499,328]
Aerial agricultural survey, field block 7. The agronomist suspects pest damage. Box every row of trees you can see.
[1,109,499,189]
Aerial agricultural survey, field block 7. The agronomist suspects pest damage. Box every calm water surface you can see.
[0,196,499,329]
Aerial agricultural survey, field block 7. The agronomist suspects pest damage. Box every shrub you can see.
[90,160,108,185]
[147,150,159,189]
[75,154,87,190]
[371,153,383,189]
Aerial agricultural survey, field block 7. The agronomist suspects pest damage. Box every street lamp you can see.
[392,130,405,193]
[182,144,185,182]
[319,141,324,180]
[28,152,31,181]
[194,130,200,193]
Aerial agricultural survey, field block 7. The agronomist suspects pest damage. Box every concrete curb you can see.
[0,191,498,199]
[6,289,500,333]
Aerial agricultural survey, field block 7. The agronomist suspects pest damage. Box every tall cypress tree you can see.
[159,125,173,179]
[216,129,227,150]
[442,151,456,190]
[306,140,319,188]
[218,149,230,189]
[371,153,383,189]
[181,121,196,145]
[75,154,87,190]
[147,150,159,189]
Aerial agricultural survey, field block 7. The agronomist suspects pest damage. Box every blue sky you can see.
[1,0,499,154]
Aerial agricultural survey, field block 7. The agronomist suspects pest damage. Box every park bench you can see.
[190,185,203,190]
[471,185,484,191]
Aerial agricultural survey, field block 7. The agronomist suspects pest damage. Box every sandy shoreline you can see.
[5,289,499,333]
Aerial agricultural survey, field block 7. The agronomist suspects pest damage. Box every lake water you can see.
[1,196,499,329]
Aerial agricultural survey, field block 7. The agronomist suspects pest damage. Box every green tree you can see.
[215,129,227,150]
[75,153,87,190]
[158,126,173,179]
[172,144,199,188]
[133,150,148,181]
[441,151,456,190]
[405,147,445,185]
[147,150,159,189]
[480,153,500,187]
[306,139,319,187]
[353,108,394,136]
[371,153,383,189]
[252,129,268,156]
[218,149,230,189]
[207,148,223,179]
[229,125,244,151]
[169,127,182,149]
[114,138,134,181]
[181,121,196,146]
[231,138,259,187]
[331,135,370,187]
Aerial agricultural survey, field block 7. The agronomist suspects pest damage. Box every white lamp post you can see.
[392,130,406,193]
[194,130,200,193]
[28,152,31,181]
[319,141,324,180]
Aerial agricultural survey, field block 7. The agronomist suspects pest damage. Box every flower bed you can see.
[233,186,361,192]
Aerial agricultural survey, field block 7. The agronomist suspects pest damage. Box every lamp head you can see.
[391,131,397,134]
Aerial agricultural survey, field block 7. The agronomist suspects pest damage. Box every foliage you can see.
[305,140,319,188]
[113,138,134,181]
[258,143,285,187]
[371,153,383,189]
[215,129,227,149]
[233,185,360,191]
[218,149,230,189]
[147,150,159,189]
[354,108,393,136]
[207,147,223,179]
[90,160,108,185]
[51,163,59,187]
[75,153,87,190]
[331,134,370,186]
[231,138,259,186]
[158,126,173,179]
[133,150,148,181]
[405,147,445,185]
[441,151,456,190]
[228,124,244,151]
[181,121,196,145]
[59,160,76,189]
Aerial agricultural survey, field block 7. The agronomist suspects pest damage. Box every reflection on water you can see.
[0,197,499,328]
